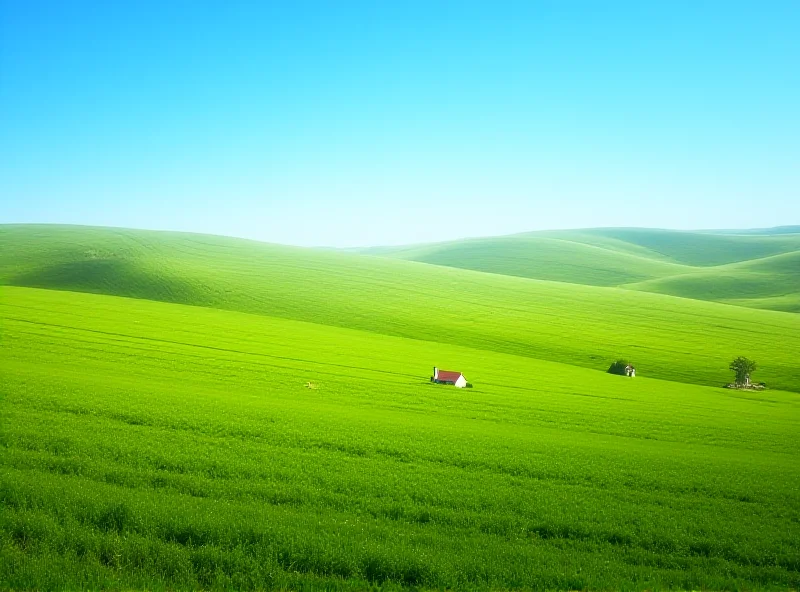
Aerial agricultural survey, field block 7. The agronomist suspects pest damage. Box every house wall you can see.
[455,375,467,388]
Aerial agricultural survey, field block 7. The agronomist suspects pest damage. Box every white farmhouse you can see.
[431,366,468,388]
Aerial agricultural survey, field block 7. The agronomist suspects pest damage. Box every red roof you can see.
[436,370,463,382]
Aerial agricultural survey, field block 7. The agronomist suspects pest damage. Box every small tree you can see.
[607,360,630,376]
[729,356,757,386]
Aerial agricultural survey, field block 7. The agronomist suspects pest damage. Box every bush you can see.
[607,360,630,376]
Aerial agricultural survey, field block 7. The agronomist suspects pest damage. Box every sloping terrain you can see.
[2,287,799,590]
[626,251,800,310]
[546,228,800,266]
[360,227,800,311]
[2,225,799,391]
[2,224,799,590]
[722,293,800,313]
[359,235,692,286]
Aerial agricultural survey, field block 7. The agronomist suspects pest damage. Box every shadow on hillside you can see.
[8,258,197,304]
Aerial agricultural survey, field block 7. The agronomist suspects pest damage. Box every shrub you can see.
[607,360,630,376]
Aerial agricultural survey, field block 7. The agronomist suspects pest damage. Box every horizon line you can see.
[2,221,799,250]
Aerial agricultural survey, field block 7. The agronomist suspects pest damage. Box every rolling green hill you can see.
[358,235,693,286]
[2,224,800,589]
[359,227,800,312]
[2,286,799,590]
[2,224,800,391]
[625,251,800,311]
[544,228,800,266]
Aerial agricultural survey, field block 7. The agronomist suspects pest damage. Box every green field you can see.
[360,227,800,312]
[2,225,799,590]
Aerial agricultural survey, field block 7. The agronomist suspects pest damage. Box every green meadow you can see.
[361,227,800,312]
[1,225,799,590]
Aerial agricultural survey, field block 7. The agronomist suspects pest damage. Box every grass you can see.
[2,224,799,590]
[722,293,800,314]
[625,251,800,311]
[2,225,800,392]
[542,228,800,267]
[2,287,799,590]
[358,235,693,286]
[359,227,800,311]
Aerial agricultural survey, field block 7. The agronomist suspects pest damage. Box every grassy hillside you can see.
[2,225,800,391]
[360,235,692,286]
[2,287,799,590]
[625,251,800,311]
[360,227,800,311]
[722,293,800,314]
[542,228,800,267]
[696,225,800,236]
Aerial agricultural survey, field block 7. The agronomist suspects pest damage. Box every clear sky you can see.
[1,1,798,247]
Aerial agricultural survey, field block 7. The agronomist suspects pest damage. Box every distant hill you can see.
[625,251,800,312]
[2,224,800,391]
[358,228,800,312]
[549,228,800,266]
[700,226,800,236]
[357,235,692,287]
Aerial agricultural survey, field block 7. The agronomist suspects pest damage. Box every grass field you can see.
[361,228,800,312]
[2,225,800,392]
[2,225,800,590]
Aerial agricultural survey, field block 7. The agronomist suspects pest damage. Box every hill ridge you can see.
[355,227,800,310]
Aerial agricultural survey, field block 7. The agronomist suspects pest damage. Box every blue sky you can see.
[1,1,798,247]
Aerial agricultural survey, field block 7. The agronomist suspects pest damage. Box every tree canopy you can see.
[729,356,757,385]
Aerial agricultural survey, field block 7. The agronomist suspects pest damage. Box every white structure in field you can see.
[431,366,468,388]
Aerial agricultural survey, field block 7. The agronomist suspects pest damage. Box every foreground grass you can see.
[2,288,799,590]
